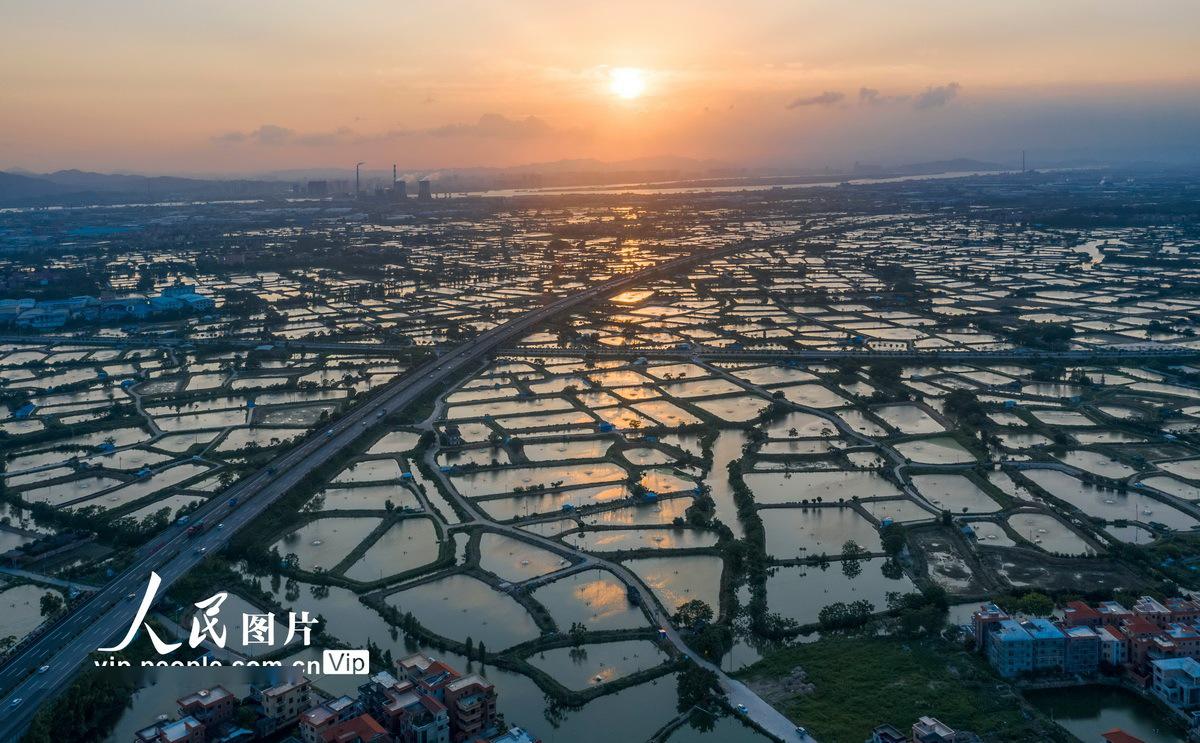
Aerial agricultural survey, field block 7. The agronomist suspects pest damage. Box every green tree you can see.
[39,591,64,618]
[672,599,714,628]
[817,600,875,631]
[676,662,720,712]
[879,523,907,556]
[1006,591,1055,617]
[943,389,986,428]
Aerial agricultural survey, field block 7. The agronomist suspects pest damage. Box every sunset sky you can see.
[3,0,1199,174]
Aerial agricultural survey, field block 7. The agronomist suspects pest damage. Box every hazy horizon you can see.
[4,0,1200,175]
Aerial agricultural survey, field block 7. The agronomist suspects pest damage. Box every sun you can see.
[608,67,646,100]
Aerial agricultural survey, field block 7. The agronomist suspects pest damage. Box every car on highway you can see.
[195,546,207,555]
[9,698,22,707]
[37,665,49,674]
[735,704,748,715]
[216,523,224,529]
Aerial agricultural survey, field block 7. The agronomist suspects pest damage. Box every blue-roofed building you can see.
[1063,625,1100,675]
[15,307,69,329]
[987,619,1033,678]
[490,728,539,743]
[161,281,217,311]
[1152,657,1200,710]
[150,295,186,313]
[1021,618,1066,671]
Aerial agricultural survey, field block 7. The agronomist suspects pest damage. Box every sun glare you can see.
[608,67,646,100]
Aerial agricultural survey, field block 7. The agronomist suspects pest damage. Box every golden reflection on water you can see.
[575,578,628,621]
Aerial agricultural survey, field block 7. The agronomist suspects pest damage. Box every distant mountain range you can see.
[0,157,1013,206]
[0,169,288,206]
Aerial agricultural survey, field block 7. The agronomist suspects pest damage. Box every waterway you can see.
[1026,686,1183,743]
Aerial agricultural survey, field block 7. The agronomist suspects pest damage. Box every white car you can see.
[37,665,49,674]
[10,698,22,707]
[735,704,748,714]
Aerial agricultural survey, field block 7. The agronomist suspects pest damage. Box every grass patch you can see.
[736,637,1071,743]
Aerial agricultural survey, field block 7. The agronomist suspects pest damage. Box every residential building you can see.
[1099,624,1130,667]
[135,716,206,743]
[300,696,360,743]
[868,725,907,743]
[178,685,236,729]
[398,654,461,701]
[1022,618,1066,671]
[1096,601,1133,626]
[1063,626,1100,675]
[443,674,496,741]
[319,712,389,743]
[1062,600,1101,628]
[970,603,1008,650]
[253,678,312,734]
[1164,623,1200,659]
[1133,597,1172,629]
[395,654,499,742]
[912,716,958,743]
[1152,657,1200,710]
[988,619,1033,678]
[1167,598,1200,625]
[359,670,450,743]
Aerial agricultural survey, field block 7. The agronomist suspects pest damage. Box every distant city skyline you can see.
[3,0,1200,174]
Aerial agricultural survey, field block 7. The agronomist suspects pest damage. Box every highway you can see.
[0,232,804,740]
